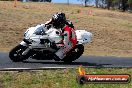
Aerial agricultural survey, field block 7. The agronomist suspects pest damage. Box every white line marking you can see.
[0,67,75,71]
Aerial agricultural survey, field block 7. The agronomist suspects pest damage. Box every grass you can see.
[0,1,132,57]
[0,68,131,88]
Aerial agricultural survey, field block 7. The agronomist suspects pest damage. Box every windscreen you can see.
[33,25,46,35]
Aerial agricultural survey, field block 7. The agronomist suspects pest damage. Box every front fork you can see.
[20,41,30,55]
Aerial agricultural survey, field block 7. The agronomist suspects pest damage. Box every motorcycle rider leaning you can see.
[45,12,77,61]
[45,13,74,29]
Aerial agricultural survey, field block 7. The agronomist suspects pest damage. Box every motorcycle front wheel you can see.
[9,44,30,62]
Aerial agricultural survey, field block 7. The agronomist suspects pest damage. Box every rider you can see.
[45,13,74,29]
[44,12,77,60]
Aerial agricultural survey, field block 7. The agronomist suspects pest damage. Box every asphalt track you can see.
[0,52,132,70]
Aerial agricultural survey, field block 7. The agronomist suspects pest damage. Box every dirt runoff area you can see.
[0,1,132,57]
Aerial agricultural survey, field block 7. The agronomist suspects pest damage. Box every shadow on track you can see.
[23,61,111,68]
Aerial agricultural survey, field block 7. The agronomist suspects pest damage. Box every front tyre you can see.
[9,44,29,62]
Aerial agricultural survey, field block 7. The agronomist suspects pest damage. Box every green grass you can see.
[122,22,132,28]
[0,68,132,88]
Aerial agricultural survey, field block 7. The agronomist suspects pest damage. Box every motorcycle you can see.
[9,24,92,63]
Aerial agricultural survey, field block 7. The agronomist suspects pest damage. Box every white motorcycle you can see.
[9,24,92,63]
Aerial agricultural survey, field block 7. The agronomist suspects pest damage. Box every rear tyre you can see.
[9,44,30,62]
[62,44,84,63]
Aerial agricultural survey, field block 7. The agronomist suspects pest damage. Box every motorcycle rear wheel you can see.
[62,44,84,63]
[9,44,30,62]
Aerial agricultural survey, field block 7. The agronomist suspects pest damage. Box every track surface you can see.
[0,52,132,70]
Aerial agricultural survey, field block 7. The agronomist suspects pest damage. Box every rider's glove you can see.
[44,24,52,29]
